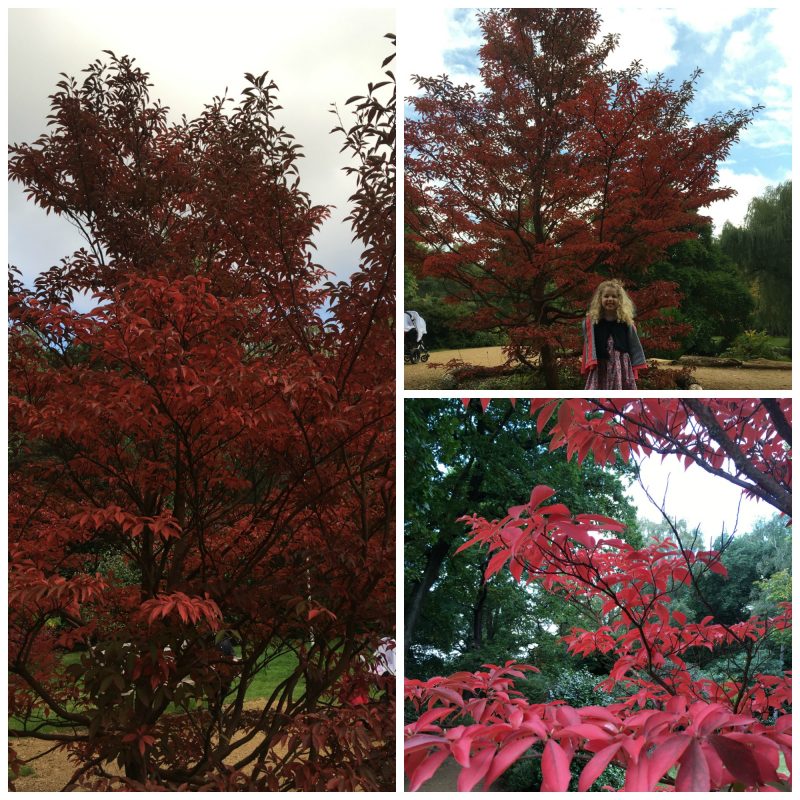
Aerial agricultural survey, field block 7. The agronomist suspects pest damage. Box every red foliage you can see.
[406,399,792,791]
[406,9,757,386]
[9,43,395,791]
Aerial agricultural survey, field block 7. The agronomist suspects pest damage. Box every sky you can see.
[7,7,395,298]
[625,451,777,546]
[401,5,793,235]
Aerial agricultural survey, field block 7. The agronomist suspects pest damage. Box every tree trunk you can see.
[541,343,560,389]
[123,750,147,783]
[405,403,515,655]
[469,574,488,651]
[404,532,456,652]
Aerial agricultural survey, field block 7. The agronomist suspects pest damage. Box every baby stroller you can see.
[404,310,429,364]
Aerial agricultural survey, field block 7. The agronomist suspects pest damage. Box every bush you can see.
[501,746,627,792]
[638,363,696,390]
[723,330,777,360]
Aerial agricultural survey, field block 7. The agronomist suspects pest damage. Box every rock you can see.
[739,358,792,370]
[675,356,742,368]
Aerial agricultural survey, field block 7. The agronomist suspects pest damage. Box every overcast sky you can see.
[8,7,395,297]
[401,5,793,235]
[626,451,777,546]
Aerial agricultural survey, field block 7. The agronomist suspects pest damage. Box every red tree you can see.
[405,399,791,791]
[406,9,758,386]
[9,43,395,791]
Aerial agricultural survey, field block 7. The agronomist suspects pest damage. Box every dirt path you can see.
[404,347,791,390]
[11,701,283,791]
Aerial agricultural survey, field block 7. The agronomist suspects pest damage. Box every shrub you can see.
[638,363,696,390]
[723,330,777,360]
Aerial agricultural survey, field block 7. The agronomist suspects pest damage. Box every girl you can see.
[581,279,646,390]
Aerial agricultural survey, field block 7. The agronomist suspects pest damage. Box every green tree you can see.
[647,224,753,356]
[690,515,791,625]
[720,181,791,336]
[404,398,640,678]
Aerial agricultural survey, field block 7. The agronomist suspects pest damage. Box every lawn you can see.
[10,647,302,734]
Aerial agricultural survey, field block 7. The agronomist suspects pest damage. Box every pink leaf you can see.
[675,739,710,792]
[484,735,538,788]
[646,734,690,790]
[709,734,772,787]
[529,485,556,510]
[457,746,493,792]
[407,747,450,791]
[541,739,571,791]
[579,742,622,792]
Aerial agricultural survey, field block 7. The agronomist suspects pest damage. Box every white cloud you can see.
[763,6,795,87]
[599,8,679,73]
[402,7,482,92]
[703,167,779,232]
[721,28,755,73]
[8,7,395,285]
[668,5,750,34]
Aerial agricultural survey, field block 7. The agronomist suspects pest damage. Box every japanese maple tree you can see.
[9,42,395,791]
[405,399,791,791]
[406,9,758,386]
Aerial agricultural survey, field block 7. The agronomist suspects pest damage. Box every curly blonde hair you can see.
[588,279,635,325]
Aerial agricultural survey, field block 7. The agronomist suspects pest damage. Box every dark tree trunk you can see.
[405,403,515,655]
[541,343,560,389]
[469,572,489,651]
[404,530,458,652]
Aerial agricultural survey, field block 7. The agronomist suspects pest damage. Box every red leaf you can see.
[707,559,728,576]
[456,746,493,792]
[407,747,450,792]
[579,742,622,792]
[529,485,555,510]
[484,735,538,788]
[709,734,771,786]
[535,400,558,433]
[646,734,690,790]
[485,550,509,580]
[541,738,571,791]
[675,739,710,791]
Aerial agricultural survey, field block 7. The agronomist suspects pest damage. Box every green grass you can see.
[10,648,301,734]
[236,649,302,702]
[765,336,790,348]
[9,765,35,780]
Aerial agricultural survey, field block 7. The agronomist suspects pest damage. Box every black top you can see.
[593,319,630,360]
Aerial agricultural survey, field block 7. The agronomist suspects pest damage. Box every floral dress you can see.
[584,332,637,390]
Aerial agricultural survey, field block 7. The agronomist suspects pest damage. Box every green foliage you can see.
[96,551,141,586]
[501,746,626,792]
[405,399,641,679]
[647,225,754,356]
[720,181,791,336]
[404,271,507,350]
[723,329,781,360]
[691,515,791,627]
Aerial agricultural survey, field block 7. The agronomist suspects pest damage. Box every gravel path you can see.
[404,348,791,390]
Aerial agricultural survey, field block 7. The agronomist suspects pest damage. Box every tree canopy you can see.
[720,180,791,336]
[9,40,395,791]
[406,8,758,386]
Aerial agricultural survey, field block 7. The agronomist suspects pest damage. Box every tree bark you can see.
[541,343,560,389]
